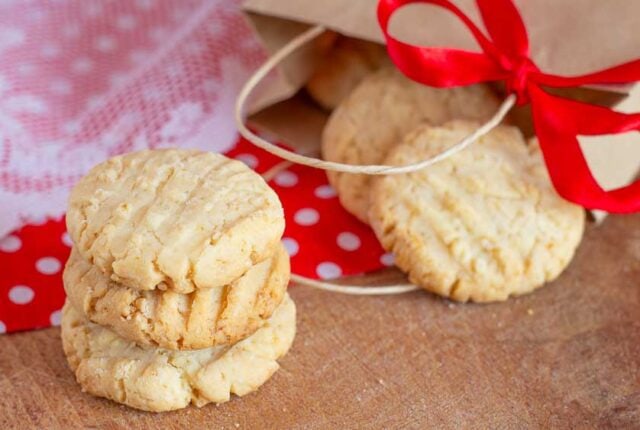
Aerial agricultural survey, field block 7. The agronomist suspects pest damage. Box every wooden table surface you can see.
[1,211,640,429]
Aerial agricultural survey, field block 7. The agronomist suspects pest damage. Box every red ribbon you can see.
[378,0,640,213]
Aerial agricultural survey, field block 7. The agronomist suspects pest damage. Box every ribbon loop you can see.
[477,0,529,58]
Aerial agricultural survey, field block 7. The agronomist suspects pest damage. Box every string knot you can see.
[502,55,539,105]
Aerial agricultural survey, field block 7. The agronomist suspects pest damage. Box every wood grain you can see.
[1,213,640,429]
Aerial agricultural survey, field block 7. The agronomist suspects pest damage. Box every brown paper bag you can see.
[242,0,640,220]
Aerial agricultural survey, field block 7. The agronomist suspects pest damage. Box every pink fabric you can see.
[0,0,265,236]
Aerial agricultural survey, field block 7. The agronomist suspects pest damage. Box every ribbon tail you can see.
[535,58,640,88]
[529,85,640,213]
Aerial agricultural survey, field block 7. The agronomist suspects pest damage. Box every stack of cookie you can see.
[319,62,586,302]
[61,149,296,412]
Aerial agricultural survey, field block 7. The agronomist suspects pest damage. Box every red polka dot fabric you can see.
[0,136,387,334]
[0,219,70,333]
[274,163,390,279]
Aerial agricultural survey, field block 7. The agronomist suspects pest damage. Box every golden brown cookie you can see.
[306,36,389,111]
[63,244,289,350]
[61,294,296,412]
[369,121,585,302]
[66,149,284,293]
[322,67,501,223]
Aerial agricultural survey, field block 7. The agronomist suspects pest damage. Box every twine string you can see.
[242,25,516,295]
[235,25,517,175]
[290,274,418,295]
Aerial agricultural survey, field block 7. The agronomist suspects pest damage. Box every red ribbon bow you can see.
[378,0,640,213]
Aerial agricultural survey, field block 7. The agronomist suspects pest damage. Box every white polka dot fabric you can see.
[9,286,35,305]
[35,257,62,275]
[0,235,21,253]
[316,262,342,280]
[337,232,361,251]
[294,208,320,226]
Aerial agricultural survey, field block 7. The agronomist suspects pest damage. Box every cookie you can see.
[369,121,585,302]
[321,67,501,223]
[63,244,289,350]
[61,294,296,412]
[66,149,284,293]
[306,37,389,111]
